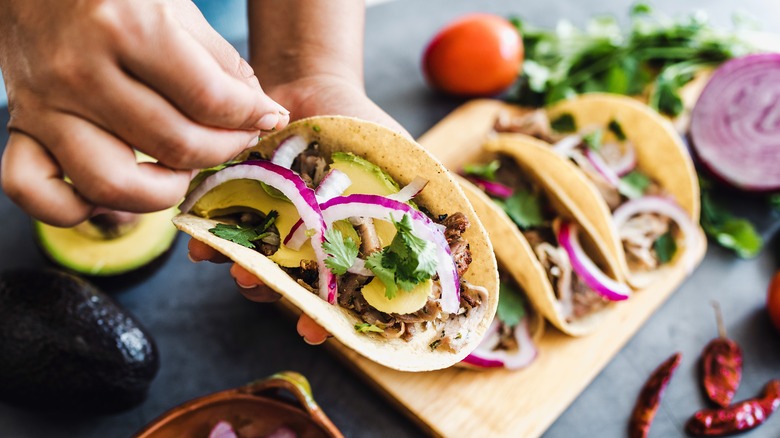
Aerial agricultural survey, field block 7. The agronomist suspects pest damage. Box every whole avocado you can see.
[0,269,159,412]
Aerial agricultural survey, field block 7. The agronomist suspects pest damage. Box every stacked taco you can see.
[493,93,701,288]
[174,116,499,372]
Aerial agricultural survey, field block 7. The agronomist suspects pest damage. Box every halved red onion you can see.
[612,196,699,271]
[271,135,308,168]
[557,221,631,301]
[608,141,637,177]
[466,176,514,199]
[287,194,461,313]
[551,134,582,156]
[584,148,621,187]
[461,319,538,369]
[387,176,429,202]
[315,169,351,202]
[180,161,337,304]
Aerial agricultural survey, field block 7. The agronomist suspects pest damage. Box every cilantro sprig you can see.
[322,228,359,275]
[365,214,438,299]
[208,211,278,249]
[700,187,762,258]
[496,281,527,328]
[494,190,545,230]
[463,160,501,181]
[355,323,384,333]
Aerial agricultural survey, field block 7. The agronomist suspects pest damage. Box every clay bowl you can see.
[134,371,342,438]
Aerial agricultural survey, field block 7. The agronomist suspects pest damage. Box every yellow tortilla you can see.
[463,134,628,335]
[174,116,499,372]
[546,93,701,288]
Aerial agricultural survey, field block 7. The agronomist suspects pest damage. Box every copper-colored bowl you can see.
[134,371,343,438]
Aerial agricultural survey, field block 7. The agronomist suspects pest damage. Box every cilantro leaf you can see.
[364,214,438,299]
[618,170,651,199]
[701,189,762,258]
[496,281,527,327]
[208,211,279,249]
[582,129,603,151]
[354,323,384,333]
[550,113,576,133]
[769,193,780,212]
[653,231,678,264]
[322,228,359,275]
[500,190,545,229]
[463,160,501,181]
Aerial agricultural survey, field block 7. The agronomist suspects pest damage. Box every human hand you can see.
[187,239,331,345]
[0,0,289,227]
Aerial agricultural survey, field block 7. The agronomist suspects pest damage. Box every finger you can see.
[38,112,191,213]
[298,314,331,345]
[229,263,281,302]
[120,5,286,131]
[1,131,94,226]
[84,66,261,170]
[187,238,229,263]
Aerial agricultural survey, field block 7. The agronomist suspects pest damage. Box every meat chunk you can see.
[619,213,671,271]
[440,212,472,278]
[494,109,562,143]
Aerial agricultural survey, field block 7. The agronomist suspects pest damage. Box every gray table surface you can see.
[1,0,780,437]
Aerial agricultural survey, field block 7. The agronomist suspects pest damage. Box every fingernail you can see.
[277,112,290,129]
[256,113,279,131]
[303,336,327,346]
[187,253,200,263]
[276,105,290,116]
[235,278,258,289]
[247,134,259,148]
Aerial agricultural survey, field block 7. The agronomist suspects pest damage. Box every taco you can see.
[459,261,544,370]
[459,141,630,336]
[174,116,498,372]
[493,93,701,288]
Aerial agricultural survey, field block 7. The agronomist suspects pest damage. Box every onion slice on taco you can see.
[174,116,498,372]
[458,136,629,336]
[493,93,701,288]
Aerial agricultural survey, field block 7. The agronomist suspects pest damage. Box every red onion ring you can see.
[387,176,429,202]
[286,194,461,314]
[270,135,309,168]
[612,195,699,272]
[465,176,514,199]
[461,319,538,370]
[608,141,637,177]
[180,161,337,304]
[557,221,631,301]
[208,421,237,438]
[584,148,621,187]
[690,53,780,191]
[551,134,582,156]
[314,169,351,202]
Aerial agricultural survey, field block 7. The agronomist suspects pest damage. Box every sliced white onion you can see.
[612,196,699,271]
[315,169,352,202]
[557,220,631,301]
[286,194,461,314]
[387,176,429,202]
[551,134,582,157]
[180,160,337,304]
[271,135,308,168]
[461,319,538,370]
[584,148,621,187]
[609,141,637,177]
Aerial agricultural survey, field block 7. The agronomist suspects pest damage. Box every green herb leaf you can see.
[208,211,279,249]
[322,228,359,275]
[583,129,603,151]
[496,281,527,327]
[501,190,545,229]
[701,189,763,258]
[463,160,501,181]
[608,119,627,141]
[618,170,651,199]
[769,193,780,212]
[653,231,678,264]
[354,323,384,333]
[365,214,438,299]
[550,113,577,133]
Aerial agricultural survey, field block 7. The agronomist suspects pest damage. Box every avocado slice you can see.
[34,207,179,276]
[0,269,159,411]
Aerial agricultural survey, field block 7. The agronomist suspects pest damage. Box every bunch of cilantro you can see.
[509,3,754,116]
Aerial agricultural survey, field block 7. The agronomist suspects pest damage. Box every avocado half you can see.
[34,207,179,276]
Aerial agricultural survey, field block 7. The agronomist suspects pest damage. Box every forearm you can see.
[248,0,365,92]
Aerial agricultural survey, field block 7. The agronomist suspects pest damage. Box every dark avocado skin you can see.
[0,269,159,412]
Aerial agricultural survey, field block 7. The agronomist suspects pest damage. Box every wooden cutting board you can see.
[322,99,707,438]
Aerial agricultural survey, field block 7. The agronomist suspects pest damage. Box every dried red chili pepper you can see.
[686,380,780,436]
[701,302,743,408]
[628,352,682,438]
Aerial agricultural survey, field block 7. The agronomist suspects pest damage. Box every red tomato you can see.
[422,14,524,96]
[768,271,780,332]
